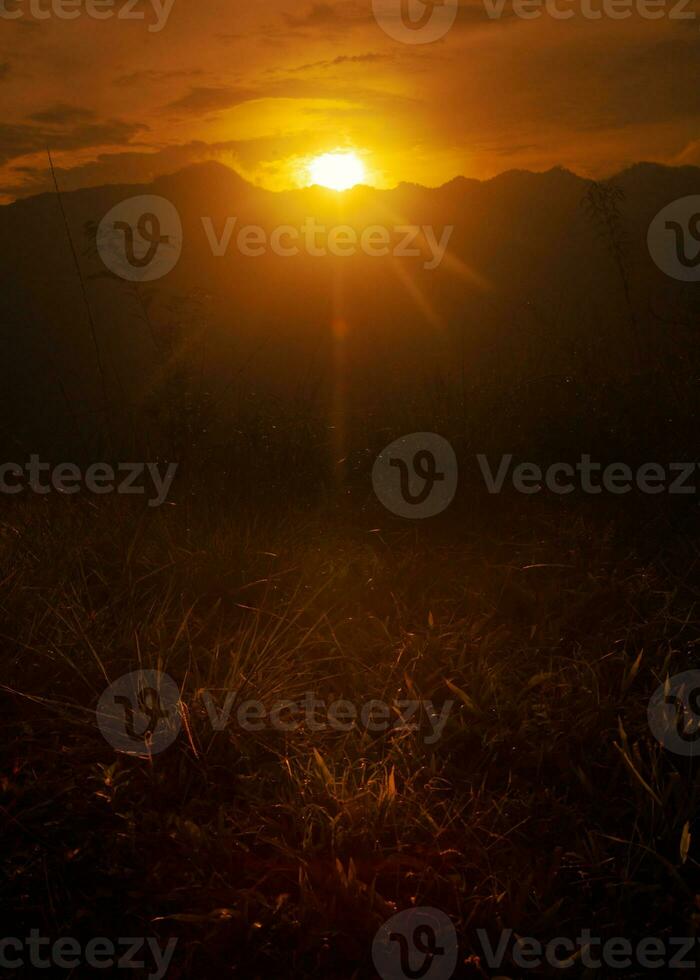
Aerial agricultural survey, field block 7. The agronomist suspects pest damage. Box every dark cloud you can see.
[454,0,518,25]
[30,104,95,125]
[115,68,205,86]
[283,1,372,30]
[289,52,390,72]
[0,140,243,199]
[0,63,9,82]
[0,119,147,167]
[285,2,345,27]
[331,52,386,65]
[418,27,700,147]
[601,37,700,129]
[165,86,258,115]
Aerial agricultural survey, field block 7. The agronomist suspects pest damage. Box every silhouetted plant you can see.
[583,180,641,371]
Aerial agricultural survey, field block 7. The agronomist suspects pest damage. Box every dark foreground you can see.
[2,492,700,978]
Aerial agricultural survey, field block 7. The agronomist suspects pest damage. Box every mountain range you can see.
[1,161,698,458]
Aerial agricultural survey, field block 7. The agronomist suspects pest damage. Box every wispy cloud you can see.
[165,86,258,116]
[0,118,147,167]
[288,52,389,73]
[30,104,95,125]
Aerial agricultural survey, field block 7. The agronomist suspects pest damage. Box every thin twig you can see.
[47,146,113,450]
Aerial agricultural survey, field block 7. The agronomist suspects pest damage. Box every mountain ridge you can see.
[4,159,699,213]
[1,155,697,457]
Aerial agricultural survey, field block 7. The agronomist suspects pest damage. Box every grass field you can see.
[3,486,699,977]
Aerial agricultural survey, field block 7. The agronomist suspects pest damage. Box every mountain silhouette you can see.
[1,161,698,458]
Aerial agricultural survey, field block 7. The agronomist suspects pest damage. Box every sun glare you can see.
[307,152,366,192]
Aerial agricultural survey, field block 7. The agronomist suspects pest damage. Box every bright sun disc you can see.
[308,152,366,191]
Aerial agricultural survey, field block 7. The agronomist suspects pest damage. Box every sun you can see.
[307,152,366,192]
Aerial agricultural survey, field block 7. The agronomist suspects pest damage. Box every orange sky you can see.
[1,0,700,202]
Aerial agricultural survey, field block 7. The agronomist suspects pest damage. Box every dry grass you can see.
[2,492,700,977]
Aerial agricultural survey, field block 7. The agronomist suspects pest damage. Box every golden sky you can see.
[1,0,700,201]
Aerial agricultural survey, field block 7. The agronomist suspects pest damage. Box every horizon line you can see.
[3,157,699,208]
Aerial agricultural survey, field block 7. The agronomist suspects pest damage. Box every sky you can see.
[1,0,700,202]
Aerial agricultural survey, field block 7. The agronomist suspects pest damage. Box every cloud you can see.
[288,52,390,73]
[162,73,382,116]
[0,118,147,167]
[0,63,9,82]
[285,2,349,27]
[332,52,384,64]
[283,1,372,30]
[115,68,205,87]
[30,104,95,125]
[0,140,256,200]
[0,142,202,199]
[672,139,700,168]
[454,0,518,25]
[165,86,258,115]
